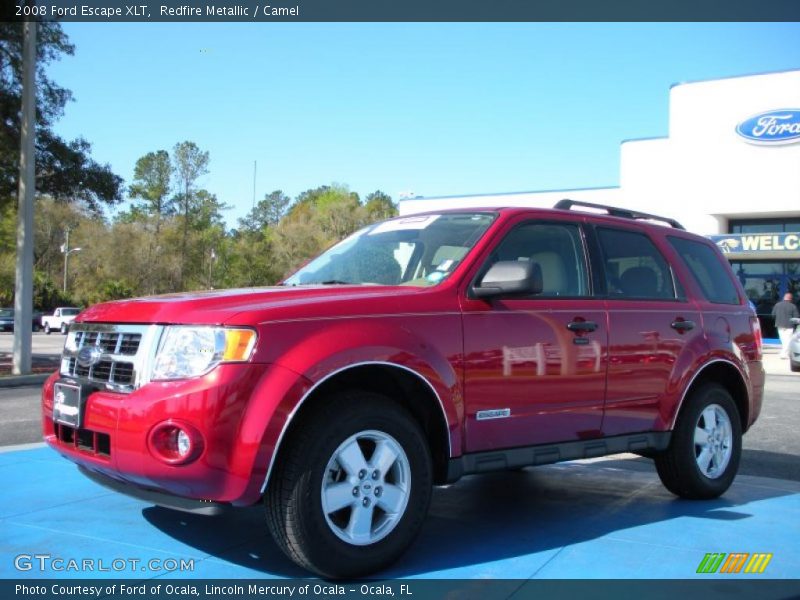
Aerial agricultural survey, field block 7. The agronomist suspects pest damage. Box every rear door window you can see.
[596,227,676,300]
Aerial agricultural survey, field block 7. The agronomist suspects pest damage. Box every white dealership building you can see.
[399,68,800,339]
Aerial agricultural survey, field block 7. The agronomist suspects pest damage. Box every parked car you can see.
[790,318,800,372]
[42,201,765,578]
[41,307,80,335]
[0,307,43,332]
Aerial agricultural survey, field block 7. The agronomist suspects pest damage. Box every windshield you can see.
[0,309,12,318]
[284,213,496,287]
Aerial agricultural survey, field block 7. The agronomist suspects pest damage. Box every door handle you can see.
[567,320,598,333]
[671,319,696,332]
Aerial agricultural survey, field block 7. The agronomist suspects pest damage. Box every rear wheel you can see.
[44,323,51,335]
[655,383,741,499]
[60,322,68,334]
[791,360,800,373]
[265,392,432,578]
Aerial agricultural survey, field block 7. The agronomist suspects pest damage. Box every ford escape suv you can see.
[42,200,764,578]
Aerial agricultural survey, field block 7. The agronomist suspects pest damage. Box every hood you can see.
[75,285,432,326]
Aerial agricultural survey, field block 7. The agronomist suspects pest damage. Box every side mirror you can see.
[472,260,543,299]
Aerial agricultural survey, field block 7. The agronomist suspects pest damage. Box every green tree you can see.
[271,218,330,281]
[95,279,135,303]
[239,190,291,232]
[172,141,209,287]
[129,150,172,232]
[128,150,174,293]
[32,270,73,312]
[225,230,279,287]
[287,184,364,239]
[33,197,85,284]
[0,23,122,212]
[364,190,397,221]
[186,190,229,290]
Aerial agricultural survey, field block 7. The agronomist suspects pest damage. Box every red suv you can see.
[42,201,764,578]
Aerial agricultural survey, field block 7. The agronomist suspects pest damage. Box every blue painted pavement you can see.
[1,446,798,580]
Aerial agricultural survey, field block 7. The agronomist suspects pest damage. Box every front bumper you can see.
[78,465,229,515]
[42,361,310,506]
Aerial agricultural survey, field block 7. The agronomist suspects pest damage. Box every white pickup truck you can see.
[41,307,80,334]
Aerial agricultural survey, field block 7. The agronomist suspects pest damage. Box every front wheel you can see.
[265,392,432,578]
[655,383,742,499]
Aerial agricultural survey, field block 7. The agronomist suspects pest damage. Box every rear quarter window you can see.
[668,236,740,305]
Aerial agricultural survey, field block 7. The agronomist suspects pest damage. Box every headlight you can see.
[151,326,257,381]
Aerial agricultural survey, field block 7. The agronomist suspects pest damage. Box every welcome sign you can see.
[736,109,800,145]
[710,233,800,254]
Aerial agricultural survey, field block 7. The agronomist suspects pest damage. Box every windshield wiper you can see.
[278,280,355,286]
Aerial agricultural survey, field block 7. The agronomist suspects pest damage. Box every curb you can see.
[0,441,45,453]
[0,373,49,388]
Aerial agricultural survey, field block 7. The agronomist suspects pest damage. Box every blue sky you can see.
[49,23,800,226]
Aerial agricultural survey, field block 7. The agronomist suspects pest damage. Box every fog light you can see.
[148,421,203,465]
[177,430,191,457]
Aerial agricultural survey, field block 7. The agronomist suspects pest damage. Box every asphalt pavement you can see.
[0,330,68,355]
[0,331,66,379]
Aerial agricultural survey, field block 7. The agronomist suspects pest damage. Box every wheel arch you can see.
[672,359,750,432]
[261,361,454,492]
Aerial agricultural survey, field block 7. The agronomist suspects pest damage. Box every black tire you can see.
[791,361,800,373]
[60,322,68,334]
[655,383,742,499]
[265,392,432,579]
[44,323,51,335]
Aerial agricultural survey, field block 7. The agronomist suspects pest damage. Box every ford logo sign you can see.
[77,346,103,368]
[736,109,800,145]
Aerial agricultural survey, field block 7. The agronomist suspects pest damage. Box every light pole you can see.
[12,20,36,375]
[61,228,82,293]
[208,248,216,289]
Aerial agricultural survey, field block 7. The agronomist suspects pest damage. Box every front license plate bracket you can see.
[53,380,96,428]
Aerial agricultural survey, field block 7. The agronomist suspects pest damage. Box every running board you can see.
[446,432,671,482]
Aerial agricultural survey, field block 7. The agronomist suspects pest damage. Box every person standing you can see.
[772,292,799,359]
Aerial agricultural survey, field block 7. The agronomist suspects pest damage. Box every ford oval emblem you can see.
[77,345,103,368]
[736,109,800,145]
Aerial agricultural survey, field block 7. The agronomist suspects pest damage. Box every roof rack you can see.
[554,199,685,230]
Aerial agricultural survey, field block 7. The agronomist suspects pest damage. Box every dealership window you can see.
[730,218,800,234]
[720,217,800,339]
[731,260,800,339]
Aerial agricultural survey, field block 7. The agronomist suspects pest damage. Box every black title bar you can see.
[4,0,800,22]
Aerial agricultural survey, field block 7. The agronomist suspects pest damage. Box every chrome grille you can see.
[60,324,161,392]
[73,330,141,355]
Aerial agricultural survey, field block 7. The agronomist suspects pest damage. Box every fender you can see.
[243,315,463,499]
[657,324,714,430]
[257,359,452,496]
[668,356,750,430]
